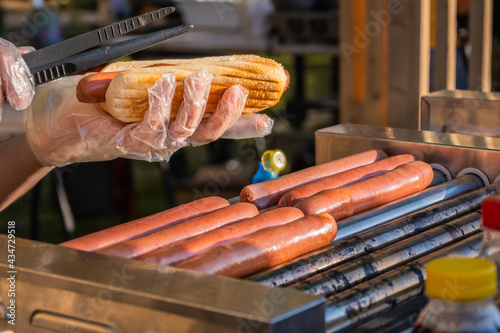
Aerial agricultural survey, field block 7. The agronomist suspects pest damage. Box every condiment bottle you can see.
[413,257,500,333]
[252,149,287,184]
[479,195,500,306]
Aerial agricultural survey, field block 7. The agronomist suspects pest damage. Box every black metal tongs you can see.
[23,7,192,85]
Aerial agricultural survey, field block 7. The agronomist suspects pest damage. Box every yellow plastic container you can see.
[413,257,500,332]
[425,257,497,302]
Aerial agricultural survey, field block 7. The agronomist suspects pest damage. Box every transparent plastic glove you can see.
[27,73,174,166]
[0,38,35,118]
[26,68,257,167]
[189,85,248,146]
[221,113,274,140]
[168,68,213,144]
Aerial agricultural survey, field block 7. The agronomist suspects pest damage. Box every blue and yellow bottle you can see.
[252,149,287,184]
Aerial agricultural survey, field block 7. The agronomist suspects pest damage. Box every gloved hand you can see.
[26,69,273,167]
[0,38,35,119]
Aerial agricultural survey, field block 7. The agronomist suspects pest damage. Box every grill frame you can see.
[0,235,324,332]
[2,123,499,332]
[316,123,500,182]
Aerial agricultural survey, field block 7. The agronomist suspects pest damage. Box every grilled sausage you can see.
[175,213,337,278]
[76,64,290,106]
[76,71,120,103]
[76,55,290,123]
[295,161,434,219]
[97,202,259,259]
[240,150,388,209]
[59,196,229,252]
[138,207,304,266]
[278,154,415,207]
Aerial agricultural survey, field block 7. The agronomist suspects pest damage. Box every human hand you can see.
[0,38,35,119]
[26,69,273,167]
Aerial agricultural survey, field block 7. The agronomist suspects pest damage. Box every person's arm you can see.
[0,134,54,211]
[0,38,38,210]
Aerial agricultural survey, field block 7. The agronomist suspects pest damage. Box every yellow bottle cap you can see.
[425,257,497,302]
[261,149,287,174]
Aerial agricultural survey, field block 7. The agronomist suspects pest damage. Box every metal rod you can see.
[293,211,481,296]
[325,232,482,333]
[334,173,482,242]
[250,181,499,287]
[429,168,449,186]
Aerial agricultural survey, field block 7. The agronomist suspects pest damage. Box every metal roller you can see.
[250,181,500,287]
[334,173,484,242]
[324,233,482,333]
[292,211,481,296]
[430,167,449,185]
[350,297,427,333]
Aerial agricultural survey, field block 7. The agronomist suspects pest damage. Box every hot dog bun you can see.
[96,54,288,123]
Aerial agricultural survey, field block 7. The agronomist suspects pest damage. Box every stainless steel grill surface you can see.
[250,181,500,287]
[293,211,481,296]
[2,124,499,332]
[324,234,482,332]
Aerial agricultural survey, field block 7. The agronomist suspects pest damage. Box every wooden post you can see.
[418,0,431,127]
[339,0,389,126]
[387,0,430,129]
[434,0,457,91]
[365,0,389,126]
[468,0,492,92]
[339,0,366,125]
[340,0,430,129]
[350,0,367,106]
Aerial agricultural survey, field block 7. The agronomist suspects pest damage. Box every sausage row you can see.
[60,150,434,278]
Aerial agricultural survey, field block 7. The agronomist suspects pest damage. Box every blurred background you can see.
[0,0,498,244]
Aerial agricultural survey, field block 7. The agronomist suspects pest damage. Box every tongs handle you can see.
[23,6,175,70]
[30,24,193,86]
